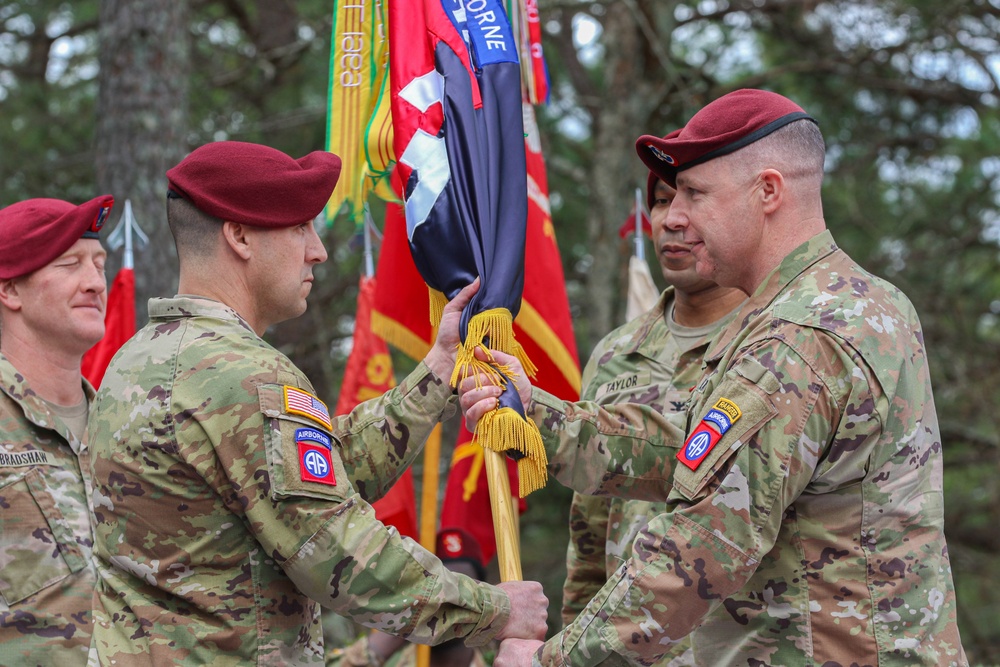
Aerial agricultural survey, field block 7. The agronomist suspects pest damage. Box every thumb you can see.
[443,278,481,315]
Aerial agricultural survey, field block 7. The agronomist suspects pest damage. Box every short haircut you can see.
[166,194,223,263]
[725,119,826,190]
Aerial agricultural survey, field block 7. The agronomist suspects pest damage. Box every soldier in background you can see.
[462,90,966,666]
[87,141,547,665]
[0,195,114,665]
[560,166,745,667]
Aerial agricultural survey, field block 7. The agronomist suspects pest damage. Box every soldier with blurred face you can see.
[0,195,114,665]
[561,163,745,667]
[461,90,966,666]
[87,141,547,665]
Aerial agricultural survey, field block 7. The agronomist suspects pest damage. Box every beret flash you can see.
[636,89,817,187]
[0,195,114,281]
[166,141,342,228]
[645,129,681,211]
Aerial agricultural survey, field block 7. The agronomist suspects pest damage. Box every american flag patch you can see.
[283,386,332,430]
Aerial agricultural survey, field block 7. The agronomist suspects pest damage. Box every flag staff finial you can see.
[106,199,149,270]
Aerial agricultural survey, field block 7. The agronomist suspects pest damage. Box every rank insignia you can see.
[283,386,332,429]
[678,397,742,471]
[297,429,336,486]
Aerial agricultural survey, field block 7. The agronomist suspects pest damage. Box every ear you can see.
[221,221,253,261]
[0,278,22,312]
[759,168,784,215]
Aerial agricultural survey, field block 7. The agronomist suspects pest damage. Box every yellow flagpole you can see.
[485,450,522,581]
[416,424,442,667]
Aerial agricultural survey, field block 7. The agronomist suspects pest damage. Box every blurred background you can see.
[2,0,997,662]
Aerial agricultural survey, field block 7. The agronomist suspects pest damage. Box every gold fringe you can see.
[451,308,537,384]
[428,288,448,328]
[474,407,548,497]
[370,309,431,361]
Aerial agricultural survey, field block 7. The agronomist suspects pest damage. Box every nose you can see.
[83,260,108,295]
[307,223,329,264]
[664,194,689,232]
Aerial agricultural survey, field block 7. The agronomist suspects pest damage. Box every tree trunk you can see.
[583,3,662,349]
[95,0,189,320]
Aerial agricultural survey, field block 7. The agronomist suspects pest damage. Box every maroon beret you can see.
[636,89,817,186]
[645,129,681,211]
[0,195,114,280]
[166,141,342,227]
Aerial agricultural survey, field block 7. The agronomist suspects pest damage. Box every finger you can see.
[443,278,481,314]
[463,398,498,428]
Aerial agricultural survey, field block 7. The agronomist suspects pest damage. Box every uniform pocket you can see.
[673,366,778,501]
[257,383,351,503]
[0,468,86,605]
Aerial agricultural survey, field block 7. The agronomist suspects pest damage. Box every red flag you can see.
[338,275,418,541]
[524,0,549,104]
[82,267,135,387]
[617,207,652,239]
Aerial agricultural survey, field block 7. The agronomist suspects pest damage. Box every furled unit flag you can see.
[388,0,550,496]
[336,275,418,540]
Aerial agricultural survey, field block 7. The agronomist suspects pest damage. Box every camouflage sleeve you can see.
[334,361,455,503]
[529,388,687,502]
[561,492,611,626]
[535,338,874,666]
[247,384,511,647]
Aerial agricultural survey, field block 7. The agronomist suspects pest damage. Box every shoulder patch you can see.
[283,386,332,430]
[678,397,743,471]
[298,438,337,486]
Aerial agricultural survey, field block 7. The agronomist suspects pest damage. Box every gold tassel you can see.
[428,287,448,328]
[474,407,548,496]
[449,308,546,496]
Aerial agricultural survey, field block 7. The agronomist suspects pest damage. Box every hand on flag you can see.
[458,348,533,433]
[424,278,480,381]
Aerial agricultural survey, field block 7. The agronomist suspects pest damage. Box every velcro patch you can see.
[713,397,741,423]
[298,441,337,486]
[295,427,331,449]
[702,408,732,434]
[678,427,723,471]
[283,386,332,430]
[677,397,742,471]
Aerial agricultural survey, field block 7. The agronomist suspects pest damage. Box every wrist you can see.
[424,345,455,384]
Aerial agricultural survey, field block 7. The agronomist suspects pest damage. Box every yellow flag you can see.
[327,0,396,224]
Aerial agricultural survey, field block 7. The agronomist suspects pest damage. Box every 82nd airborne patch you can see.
[678,397,742,471]
[296,427,336,486]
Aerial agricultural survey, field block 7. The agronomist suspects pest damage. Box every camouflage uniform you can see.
[562,289,735,667]
[88,296,510,666]
[530,231,966,666]
[0,353,95,666]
